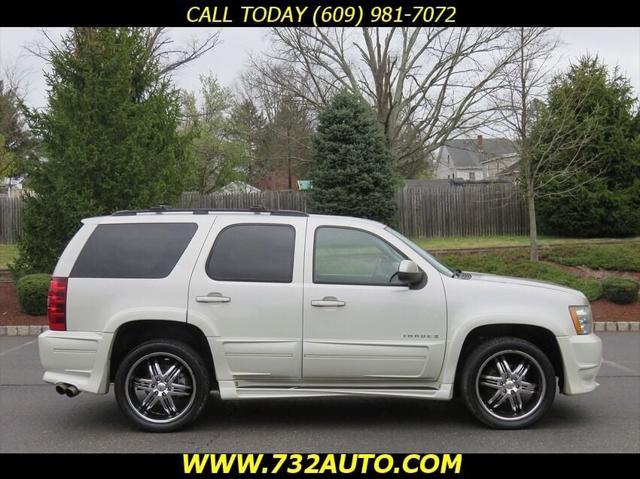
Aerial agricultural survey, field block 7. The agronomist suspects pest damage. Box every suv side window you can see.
[206,224,295,283]
[314,227,406,286]
[71,223,198,279]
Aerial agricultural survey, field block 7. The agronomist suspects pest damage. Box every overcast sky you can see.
[1,27,638,110]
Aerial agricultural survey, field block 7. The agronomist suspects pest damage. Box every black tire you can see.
[461,337,556,429]
[114,339,210,432]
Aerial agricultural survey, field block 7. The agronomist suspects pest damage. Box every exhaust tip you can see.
[65,385,80,398]
[55,383,80,397]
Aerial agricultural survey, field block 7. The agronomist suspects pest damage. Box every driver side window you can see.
[313,227,406,286]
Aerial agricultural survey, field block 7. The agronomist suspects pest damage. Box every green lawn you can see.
[435,249,604,301]
[542,242,640,272]
[0,244,17,268]
[413,235,640,251]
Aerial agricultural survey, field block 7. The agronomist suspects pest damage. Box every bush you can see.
[16,273,51,315]
[601,277,639,304]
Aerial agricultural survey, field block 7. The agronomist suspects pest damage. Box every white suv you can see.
[39,207,602,431]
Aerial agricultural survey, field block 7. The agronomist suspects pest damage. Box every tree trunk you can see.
[527,181,539,261]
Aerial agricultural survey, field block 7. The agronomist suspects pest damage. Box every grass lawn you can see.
[414,235,640,251]
[435,249,604,301]
[542,242,640,272]
[0,244,17,269]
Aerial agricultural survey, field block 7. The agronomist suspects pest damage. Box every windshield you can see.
[385,227,456,277]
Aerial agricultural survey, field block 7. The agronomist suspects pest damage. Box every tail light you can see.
[48,277,68,331]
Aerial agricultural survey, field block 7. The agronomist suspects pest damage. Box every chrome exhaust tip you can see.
[55,383,80,397]
[65,385,80,397]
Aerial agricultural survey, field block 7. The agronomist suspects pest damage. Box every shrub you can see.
[16,273,51,315]
[601,277,639,304]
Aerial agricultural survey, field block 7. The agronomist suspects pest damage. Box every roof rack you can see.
[111,205,308,217]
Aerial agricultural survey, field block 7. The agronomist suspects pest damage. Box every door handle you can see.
[196,293,231,304]
[311,297,346,308]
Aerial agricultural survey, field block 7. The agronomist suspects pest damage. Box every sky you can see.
[0,27,638,110]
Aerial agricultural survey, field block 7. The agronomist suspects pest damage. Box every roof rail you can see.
[111,205,308,217]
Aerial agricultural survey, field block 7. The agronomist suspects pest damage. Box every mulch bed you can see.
[0,282,47,326]
[592,299,640,322]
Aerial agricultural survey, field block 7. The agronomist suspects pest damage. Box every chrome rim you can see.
[475,349,546,422]
[124,352,196,424]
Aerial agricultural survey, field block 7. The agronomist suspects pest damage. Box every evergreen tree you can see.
[309,91,397,224]
[14,28,189,274]
[535,58,640,237]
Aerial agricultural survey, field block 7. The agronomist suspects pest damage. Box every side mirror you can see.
[397,260,425,288]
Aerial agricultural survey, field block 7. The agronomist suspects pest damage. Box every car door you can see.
[188,215,307,381]
[302,218,447,380]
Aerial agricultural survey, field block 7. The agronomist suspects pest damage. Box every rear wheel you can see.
[114,339,210,432]
[461,337,556,429]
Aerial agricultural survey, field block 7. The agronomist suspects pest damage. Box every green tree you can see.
[181,75,252,194]
[309,91,397,224]
[14,28,190,274]
[0,78,35,178]
[535,58,640,237]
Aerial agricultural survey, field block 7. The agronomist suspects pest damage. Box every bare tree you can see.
[250,27,520,174]
[240,66,314,187]
[491,29,603,260]
[27,28,220,77]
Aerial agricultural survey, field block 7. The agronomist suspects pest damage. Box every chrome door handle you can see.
[311,297,346,307]
[196,293,231,304]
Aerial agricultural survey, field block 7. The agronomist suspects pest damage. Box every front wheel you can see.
[461,337,556,429]
[114,339,210,432]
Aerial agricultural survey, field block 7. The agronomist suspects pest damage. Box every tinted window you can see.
[314,227,405,286]
[207,224,295,283]
[71,223,197,279]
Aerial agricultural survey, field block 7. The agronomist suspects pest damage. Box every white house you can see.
[435,136,519,181]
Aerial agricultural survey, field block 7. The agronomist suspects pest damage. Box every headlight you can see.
[569,305,593,335]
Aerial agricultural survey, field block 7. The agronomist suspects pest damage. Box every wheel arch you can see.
[109,320,217,388]
[452,324,564,397]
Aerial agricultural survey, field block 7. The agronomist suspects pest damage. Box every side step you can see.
[218,382,453,401]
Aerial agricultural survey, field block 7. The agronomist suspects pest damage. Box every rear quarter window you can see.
[70,223,198,279]
[206,224,295,283]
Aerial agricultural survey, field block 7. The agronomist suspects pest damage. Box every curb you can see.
[1,323,639,336]
[594,321,640,332]
[0,325,49,336]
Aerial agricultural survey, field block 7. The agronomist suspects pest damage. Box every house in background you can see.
[218,181,261,194]
[0,176,25,197]
[435,136,519,181]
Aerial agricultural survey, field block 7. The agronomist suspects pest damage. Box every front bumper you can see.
[557,333,602,395]
[38,330,113,394]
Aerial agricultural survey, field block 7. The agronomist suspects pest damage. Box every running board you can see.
[218,381,453,400]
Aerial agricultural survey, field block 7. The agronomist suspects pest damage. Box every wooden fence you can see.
[395,183,528,237]
[0,183,528,242]
[179,182,528,237]
[0,197,23,244]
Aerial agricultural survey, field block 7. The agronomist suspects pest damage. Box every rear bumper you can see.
[38,330,113,394]
[557,333,602,395]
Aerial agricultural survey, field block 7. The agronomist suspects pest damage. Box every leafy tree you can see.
[14,28,190,275]
[228,99,266,184]
[181,75,252,193]
[309,90,397,224]
[535,58,640,237]
[0,78,35,178]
